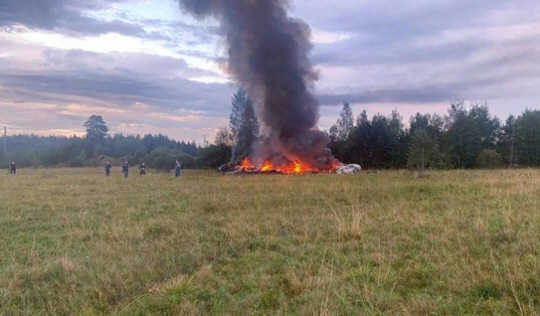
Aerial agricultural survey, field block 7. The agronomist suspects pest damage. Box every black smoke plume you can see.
[178,0,339,169]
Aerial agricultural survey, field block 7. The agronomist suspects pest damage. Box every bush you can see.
[68,149,87,167]
[478,149,503,169]
[146,147,179,170]
[177,154,196,169]
[196,145,231,169]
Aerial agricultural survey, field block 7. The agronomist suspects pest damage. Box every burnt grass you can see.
[1,168,540,315]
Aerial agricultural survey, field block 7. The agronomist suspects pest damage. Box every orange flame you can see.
[238,158,337,174]
[260,161,274,172]
[240,158,255,171]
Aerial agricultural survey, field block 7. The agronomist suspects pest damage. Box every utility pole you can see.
[3,125,6,153]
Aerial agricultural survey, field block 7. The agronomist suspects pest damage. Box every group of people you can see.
[6,160,182,177]
[105,160,182,178]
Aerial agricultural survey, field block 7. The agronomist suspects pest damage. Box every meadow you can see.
[1,167,540,315]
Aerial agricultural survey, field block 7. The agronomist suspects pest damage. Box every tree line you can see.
[0,131,203,170]
[327,102,540,170]
[214,92,540,171]
[2,92,539,171]
[0,114,204,170]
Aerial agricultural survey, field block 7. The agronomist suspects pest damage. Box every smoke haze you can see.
[178,0,337,169]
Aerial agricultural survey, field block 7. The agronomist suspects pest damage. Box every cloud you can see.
[1,0,539,140]
[298,0,540,121]
[318,86,459,106]
[0,70,234,115]
[0,0,152,37]
[40,49,213,78]
[0,41,236,143]
[0,41,234,112]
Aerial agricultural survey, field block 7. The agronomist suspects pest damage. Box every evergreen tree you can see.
[336,102,354,141]
[83,115,109,158]
[515,110,540,166]
[328,125,339,143]
[328,102,355,163]
[84,115,109,143]
[410,113,444,141]
[229,89,259,160]
[469,104,500,149]
[388,109,406,168]
[370,114,390,168]
[445,102,499,168]
[351,110,372,166]
[498,115,517,167]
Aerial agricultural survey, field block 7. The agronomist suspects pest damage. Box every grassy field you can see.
[1,168,540,315]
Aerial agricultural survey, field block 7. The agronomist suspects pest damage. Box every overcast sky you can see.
[1,0,538,143]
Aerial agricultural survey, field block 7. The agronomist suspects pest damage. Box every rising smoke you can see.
[178,0,338,169]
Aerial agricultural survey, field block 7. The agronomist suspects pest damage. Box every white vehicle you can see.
[336,164,362,174]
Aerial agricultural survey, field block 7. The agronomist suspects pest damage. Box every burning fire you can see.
[240,158,256,171]
[238,158,339,174]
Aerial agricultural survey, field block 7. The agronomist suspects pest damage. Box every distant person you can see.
[10,161,16,174]
[174,159,182,177]
[122,161,130,178]
[105,161,111,177]
[139,163,146,175]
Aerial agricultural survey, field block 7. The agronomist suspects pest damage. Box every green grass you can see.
[1,168,540,315]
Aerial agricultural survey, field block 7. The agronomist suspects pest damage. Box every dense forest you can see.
[325,101,540,170]
[0,131,203,169]
[1,91,539,171]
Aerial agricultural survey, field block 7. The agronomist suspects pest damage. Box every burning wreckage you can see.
[179,0,361,174]
[220,159,362,175]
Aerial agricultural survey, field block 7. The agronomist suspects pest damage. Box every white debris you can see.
[335,164,362,174]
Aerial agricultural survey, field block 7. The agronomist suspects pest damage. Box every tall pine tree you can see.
[229,89,259,160]
[84,115,109,144]
[498,115,517,167]
[336,102,354,141]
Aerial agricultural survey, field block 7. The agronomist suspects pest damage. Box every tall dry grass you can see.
[1,168,540,315]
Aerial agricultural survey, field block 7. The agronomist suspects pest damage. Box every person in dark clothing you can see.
[122,161,129,178]
[10,161,16,174]
[174,159,181,177]
[139,163,146,175]
[105,161,111,176]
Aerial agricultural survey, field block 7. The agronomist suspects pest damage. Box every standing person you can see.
[10,161,16,174]
[122,161,130,178]
[105,161,111,177]
[139,163,146,175]
[174,159,182,177]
